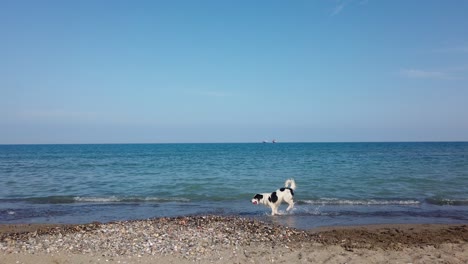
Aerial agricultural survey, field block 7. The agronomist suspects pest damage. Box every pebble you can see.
[0,216,310,260]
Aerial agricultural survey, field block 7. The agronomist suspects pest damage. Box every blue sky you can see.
[1,0,467,144]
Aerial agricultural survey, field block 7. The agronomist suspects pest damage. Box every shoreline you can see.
[1,216,468,263]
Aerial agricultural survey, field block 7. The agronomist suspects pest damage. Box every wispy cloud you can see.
[401,45,468,80]
[400,69,448,79]
[17,110,100,122]
[191,90,233,98]
[331,2,346,16]
[433,45,468,54]
[331,0,368,16]
[400,68,463,80]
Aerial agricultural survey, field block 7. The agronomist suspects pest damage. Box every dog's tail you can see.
[285,178,296,190]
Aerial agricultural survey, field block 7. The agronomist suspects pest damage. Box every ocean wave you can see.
[425,198,468,206]
[74,196,190,203]
[299,198,421,206]
[16,196,191,204]
[25,196,76,204]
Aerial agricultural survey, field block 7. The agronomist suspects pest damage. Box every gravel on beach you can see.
[1,216,308,260]
[1,215,468,261]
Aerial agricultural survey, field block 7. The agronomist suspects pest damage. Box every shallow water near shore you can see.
[1,142,468,229]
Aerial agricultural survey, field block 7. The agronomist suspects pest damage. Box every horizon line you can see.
[1,140,468,146]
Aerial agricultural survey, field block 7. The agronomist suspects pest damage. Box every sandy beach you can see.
[1,216,467,264]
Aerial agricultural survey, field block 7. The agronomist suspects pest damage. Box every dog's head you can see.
[251,194,263,205]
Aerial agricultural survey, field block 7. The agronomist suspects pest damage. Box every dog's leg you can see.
[286,200,294,212]
[271,205,279,216]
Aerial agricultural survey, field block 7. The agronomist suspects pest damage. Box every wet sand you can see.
[1,216,468,263]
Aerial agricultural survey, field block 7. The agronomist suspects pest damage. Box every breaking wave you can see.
[299,198,421,206]
[5,196,191,204]
[425,198,468,206]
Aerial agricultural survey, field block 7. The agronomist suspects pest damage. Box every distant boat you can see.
[262,139,277,143]
[272,139,277,143]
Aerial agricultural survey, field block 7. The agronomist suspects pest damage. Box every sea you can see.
[1,142,467,230]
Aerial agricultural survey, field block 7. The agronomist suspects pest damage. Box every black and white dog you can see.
[251,179,296,215]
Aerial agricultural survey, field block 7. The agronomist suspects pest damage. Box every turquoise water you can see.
[1,142,467,229]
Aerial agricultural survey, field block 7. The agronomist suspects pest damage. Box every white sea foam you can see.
[73,196,190,203]
[302,198,421,206]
